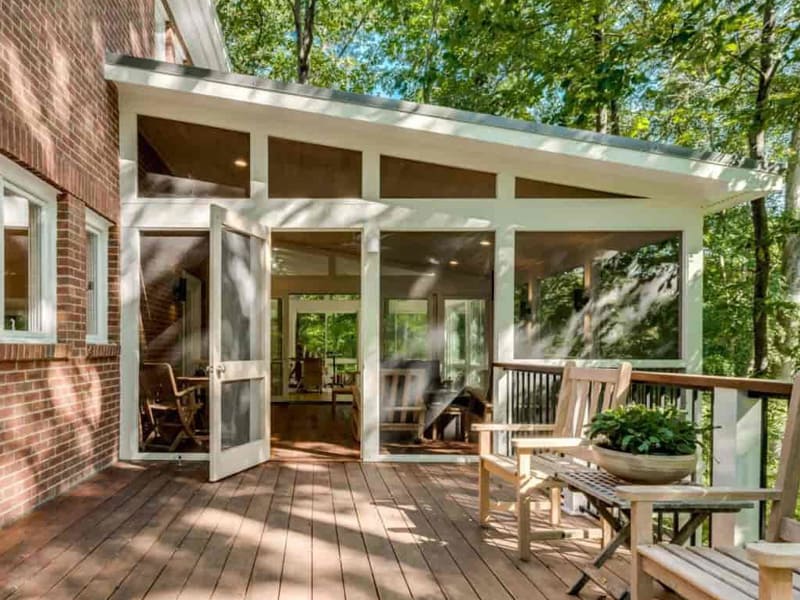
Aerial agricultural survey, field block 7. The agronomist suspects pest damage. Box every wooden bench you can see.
[619,373,800,600]
[473,362,632,560]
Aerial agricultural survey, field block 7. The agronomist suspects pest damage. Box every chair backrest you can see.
[140,362,181,405]
[766,374,800,542]
[304,357,324,387]
[380,368,426,423]
[552,362,633,438]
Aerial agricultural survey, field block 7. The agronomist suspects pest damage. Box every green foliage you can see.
[587,404,706,456]
[216,0,800,376]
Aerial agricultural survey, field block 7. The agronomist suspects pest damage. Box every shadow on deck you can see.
[0,461,639,600]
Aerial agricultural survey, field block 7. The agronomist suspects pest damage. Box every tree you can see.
[216,0,384,90]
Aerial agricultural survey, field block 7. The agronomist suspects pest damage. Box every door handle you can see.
[216,364,227,376]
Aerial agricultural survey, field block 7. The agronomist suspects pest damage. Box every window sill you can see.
[86,344,120,359]
[0,343,69,362]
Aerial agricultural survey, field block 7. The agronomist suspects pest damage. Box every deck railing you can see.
[492,361,794,544]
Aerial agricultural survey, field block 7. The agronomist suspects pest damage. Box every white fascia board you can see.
[165,0,231,71]
[105,63,783,205]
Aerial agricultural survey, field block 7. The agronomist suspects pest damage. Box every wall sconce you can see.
[173,277,187,302]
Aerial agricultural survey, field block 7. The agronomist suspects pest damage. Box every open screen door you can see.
[208,205,270,481]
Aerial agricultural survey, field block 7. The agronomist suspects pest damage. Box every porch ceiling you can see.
[106,54,783,211]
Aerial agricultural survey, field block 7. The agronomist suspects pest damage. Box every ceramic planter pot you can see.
[592,446,698,484]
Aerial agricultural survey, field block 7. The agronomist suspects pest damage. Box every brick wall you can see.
[0,1,154,526]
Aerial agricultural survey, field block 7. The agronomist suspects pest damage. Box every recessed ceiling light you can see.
[233,158,248,168]
[448,260,459,266]
[479,240,492,246]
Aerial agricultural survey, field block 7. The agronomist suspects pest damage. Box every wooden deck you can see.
[0,461,634,600]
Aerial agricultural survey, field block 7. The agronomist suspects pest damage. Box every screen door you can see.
[208,205,270,481]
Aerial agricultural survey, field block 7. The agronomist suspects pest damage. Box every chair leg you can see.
[549,487,561,526]
[517,490,531,561]
[631,501,655,600]
[479,460,490,527]
[758,566,794,600]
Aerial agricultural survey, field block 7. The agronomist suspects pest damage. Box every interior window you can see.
[383,299,429,360]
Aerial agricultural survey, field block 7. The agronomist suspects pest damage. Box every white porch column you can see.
[361,149,381,461]
[493,173,516,452]
[118,104,139,461]
[711,387,762,545]
[682,219,703,373]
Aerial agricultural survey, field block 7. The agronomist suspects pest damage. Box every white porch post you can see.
[493,173,516,453]
[361,149,381,461]
[711,387,762,546]
[118,104,139,461]
[682,219,704,373]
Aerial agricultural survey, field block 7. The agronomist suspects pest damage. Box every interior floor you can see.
[271,402,360,461]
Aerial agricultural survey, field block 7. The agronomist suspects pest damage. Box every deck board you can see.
[0,461,647,600]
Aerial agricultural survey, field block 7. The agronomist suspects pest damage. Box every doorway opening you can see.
[271,231,362,460]
[138,231,210,455]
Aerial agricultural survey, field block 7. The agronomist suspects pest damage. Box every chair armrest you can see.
[747,543,800,569]
[617,485,782,503]
[175,385,200,398]
[471,423,555,432]
[511,437,586,451]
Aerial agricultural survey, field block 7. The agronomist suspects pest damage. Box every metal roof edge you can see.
[105,54,782,175]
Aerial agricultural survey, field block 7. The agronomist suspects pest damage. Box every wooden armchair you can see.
[619,374,800,600]
[139,362,208,452]
[472,362,632,560]
[380,368,428,442]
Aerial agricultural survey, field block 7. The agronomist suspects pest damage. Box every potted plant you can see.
[586,404,705,484]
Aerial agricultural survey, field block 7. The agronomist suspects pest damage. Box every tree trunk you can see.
[778,119,800,377]
[748,0,775,377]
[289,0,316,84]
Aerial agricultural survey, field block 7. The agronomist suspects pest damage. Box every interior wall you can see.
[139,233,209,373]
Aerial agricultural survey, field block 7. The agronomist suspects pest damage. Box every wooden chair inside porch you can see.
[380,368,428,442]
[139,362,208,452]
[619,373,800,600]
[299,357,324,392]
[472,361,632,560]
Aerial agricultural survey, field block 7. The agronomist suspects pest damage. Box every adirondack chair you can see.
[380,368,428,442]
[472,362,632,560]
[619,373,800,600]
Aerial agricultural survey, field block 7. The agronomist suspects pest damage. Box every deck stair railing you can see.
[493,361,794,545]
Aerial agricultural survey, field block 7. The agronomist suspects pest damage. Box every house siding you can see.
[0,1,153,526]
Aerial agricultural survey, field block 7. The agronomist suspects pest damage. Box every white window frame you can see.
[0,156,58,344]
[85,209,110,344]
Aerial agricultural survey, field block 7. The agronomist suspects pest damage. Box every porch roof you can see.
[106,54,783,211]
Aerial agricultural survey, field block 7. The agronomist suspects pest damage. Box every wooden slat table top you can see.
[554,465,753,512]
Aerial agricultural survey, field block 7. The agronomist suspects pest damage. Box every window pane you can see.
[86,230,99,337]
[138,115,250,198]
[4,193,40,332]
[514,231,680,359]
[383,299,429,360]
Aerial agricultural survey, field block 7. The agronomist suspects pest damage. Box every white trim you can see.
[105,64,781,207]
[164,0,231,71]
[85,209,111,344]
[0,157,58,344]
